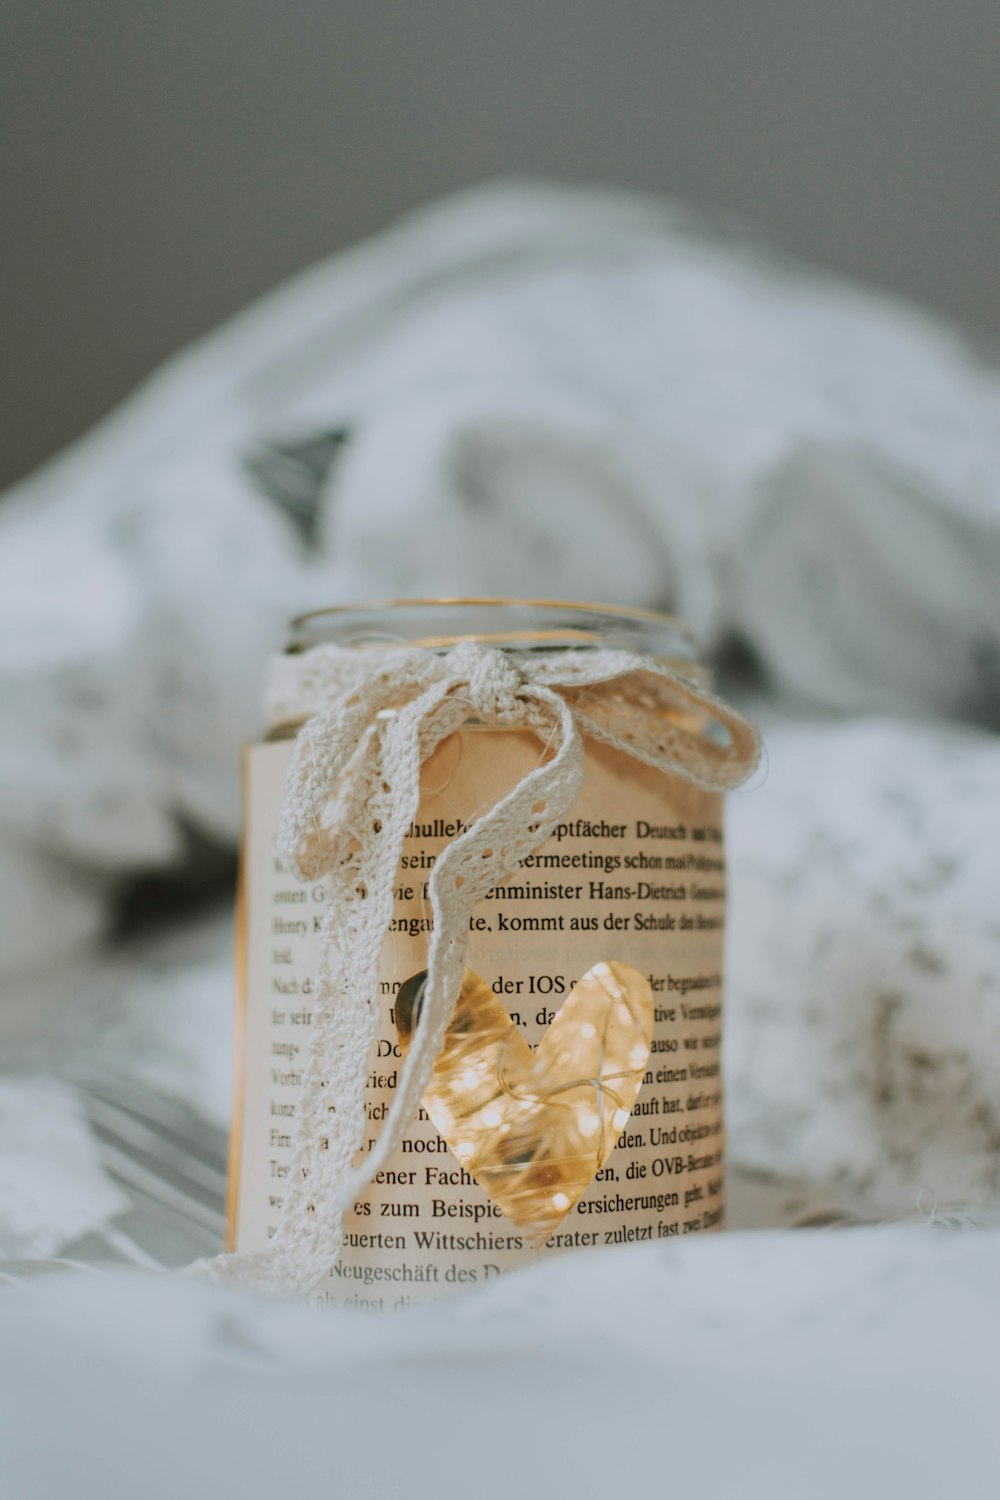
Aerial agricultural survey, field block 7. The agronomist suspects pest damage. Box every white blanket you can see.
[2,181,999,1490]
[2,1228,998,1496]
[3,181,999,979]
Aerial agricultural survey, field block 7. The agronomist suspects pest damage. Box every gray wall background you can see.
[3,1,998,490]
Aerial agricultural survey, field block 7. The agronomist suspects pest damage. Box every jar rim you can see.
[288,597,698,659]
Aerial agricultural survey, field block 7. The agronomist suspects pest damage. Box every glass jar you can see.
[229,599,734,1308]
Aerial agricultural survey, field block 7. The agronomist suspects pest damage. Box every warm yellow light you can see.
[396,961,653,1242]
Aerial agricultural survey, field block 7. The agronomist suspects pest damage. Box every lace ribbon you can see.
[190,641,759,1296]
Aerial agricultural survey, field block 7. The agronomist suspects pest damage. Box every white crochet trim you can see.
[188,641,759,1296]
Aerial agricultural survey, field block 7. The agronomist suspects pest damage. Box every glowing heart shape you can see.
[395,962,654,1243]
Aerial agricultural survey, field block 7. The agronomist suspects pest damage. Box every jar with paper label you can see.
[225,599,759,1304]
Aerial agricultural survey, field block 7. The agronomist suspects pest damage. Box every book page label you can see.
[232,728,727,1308]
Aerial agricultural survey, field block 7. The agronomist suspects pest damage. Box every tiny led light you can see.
[397,962,654,1242]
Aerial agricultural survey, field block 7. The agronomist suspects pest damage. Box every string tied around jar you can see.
[188,640,760,1297]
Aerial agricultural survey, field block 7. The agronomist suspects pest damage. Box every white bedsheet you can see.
[3,181,1000,982]
[3,1227,998,1497]
[2,180,1000,1491]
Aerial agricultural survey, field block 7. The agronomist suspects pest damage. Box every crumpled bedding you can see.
[2,180,1000,1493]
[4,1228,1000,1496]
[3,180,1000,982]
